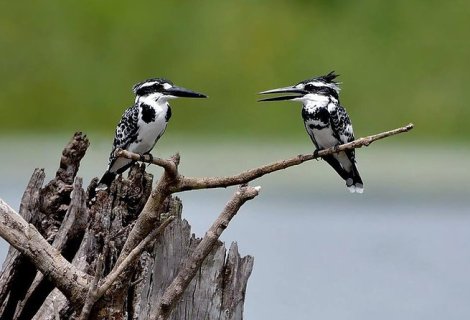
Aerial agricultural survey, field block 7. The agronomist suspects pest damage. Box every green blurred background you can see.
[1,2,470,320]
[1,0,469,141]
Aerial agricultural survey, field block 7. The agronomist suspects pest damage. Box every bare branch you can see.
[178,123,414,190]
[115,149,179,178]
[96,215,175,299]
[0,198,90,307]
[116,123,413,192]
[152,185,261,320]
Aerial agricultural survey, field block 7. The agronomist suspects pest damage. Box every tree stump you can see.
[0,133,253,319]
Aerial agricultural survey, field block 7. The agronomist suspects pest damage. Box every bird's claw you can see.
[140,153,153,167]
[313,149,320,160]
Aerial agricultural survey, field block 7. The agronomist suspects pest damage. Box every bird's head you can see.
[259,71,340,104]
[133,78,207,102]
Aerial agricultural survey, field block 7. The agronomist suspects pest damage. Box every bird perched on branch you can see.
[259,72,363,193]
[97,78,207,190]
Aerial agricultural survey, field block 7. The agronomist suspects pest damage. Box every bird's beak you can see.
[258,85,306,102]
[165,86,207,98]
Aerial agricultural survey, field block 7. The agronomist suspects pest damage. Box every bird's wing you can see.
[328,102,356,160]
[107,105,140,168]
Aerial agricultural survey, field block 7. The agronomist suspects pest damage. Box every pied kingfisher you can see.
[97,78,207,190]
[259,72,364,193]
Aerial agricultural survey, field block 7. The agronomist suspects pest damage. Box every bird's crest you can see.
[302,71,339,85]
[318,71,339,83]
[301,71,341,92]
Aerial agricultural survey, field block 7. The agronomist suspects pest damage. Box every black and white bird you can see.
[259,72,363,193]
[97,78,207,190]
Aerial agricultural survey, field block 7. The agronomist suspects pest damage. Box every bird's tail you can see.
[96,170,116,191]
[345,163,364,194]
[322,154,364,194]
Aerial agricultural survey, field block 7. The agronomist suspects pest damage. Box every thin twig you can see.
[178,123,414,190]
[152,185,260,320]
[96,216,175,299]
[78,242,109,320]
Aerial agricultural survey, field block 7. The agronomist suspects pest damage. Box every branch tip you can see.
[172,153,181,165]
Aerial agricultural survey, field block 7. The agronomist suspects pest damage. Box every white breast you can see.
[307,124,339,149]
[129,98,169,154]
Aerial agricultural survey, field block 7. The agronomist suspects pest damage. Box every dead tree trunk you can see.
[0,133,253,319]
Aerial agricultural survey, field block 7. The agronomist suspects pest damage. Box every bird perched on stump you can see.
[259,72,364,193]
[97,78,207,190]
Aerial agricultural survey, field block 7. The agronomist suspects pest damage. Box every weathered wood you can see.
[153,186,259,320]
[133,198,254,320]
[0,133,91,320]
[0,198,91,308]
[0,132,255,320]
[13,177,88,319]
[0,169,45,319]
[220,243,254,320]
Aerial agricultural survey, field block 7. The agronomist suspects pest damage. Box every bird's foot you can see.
[146,153,154,163]
[313,149,321,160]
[333,145,341,153]
[138,153,154,163]
[139,153,153,167]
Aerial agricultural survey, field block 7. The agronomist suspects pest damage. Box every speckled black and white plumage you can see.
[260,71,363,193]
[97,78,206,190]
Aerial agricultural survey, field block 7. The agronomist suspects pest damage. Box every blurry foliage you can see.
[0,0,469,142]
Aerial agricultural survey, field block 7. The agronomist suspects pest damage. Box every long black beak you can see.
[258,86,306,102]
[165,85,207,98]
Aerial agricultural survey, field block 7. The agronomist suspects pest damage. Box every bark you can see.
[136,203,253,320]
[153,186,259,320]
[0,132,91,319]
[0,169,45,319]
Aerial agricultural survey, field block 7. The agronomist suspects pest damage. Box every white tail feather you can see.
[347,183,364,194]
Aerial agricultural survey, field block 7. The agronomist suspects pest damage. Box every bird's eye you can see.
[304,83,315,91]
[154,83,164,91]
